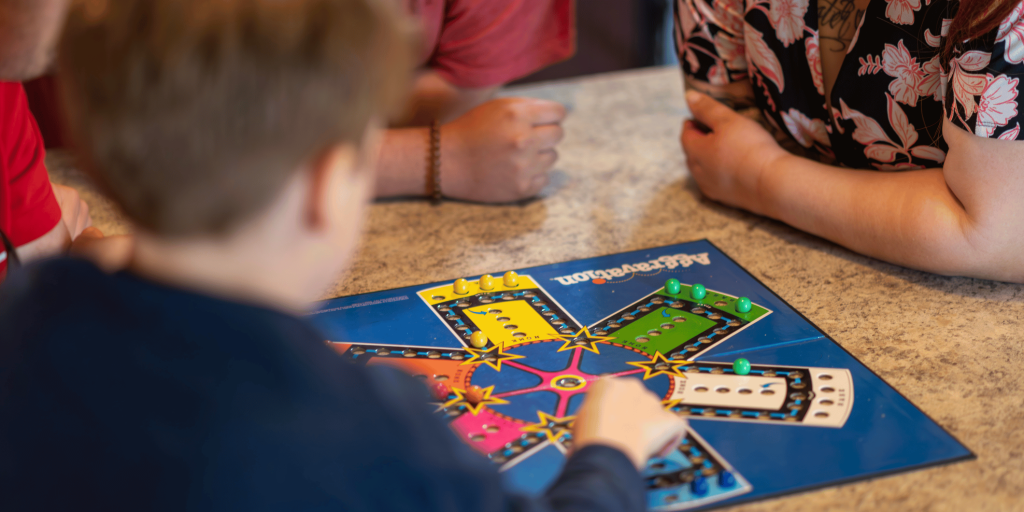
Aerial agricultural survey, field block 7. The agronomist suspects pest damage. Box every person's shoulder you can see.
[0,257,320,363]
[943,1,1024,141]
[0,258,108,327]
[0,81,34,171]
[444,0,566,14]
[0,258,135,373]
[0,81,28,131]
[0,81,24,101]
[0,81,26,105]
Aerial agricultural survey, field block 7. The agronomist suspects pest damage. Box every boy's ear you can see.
[305,144,359,232]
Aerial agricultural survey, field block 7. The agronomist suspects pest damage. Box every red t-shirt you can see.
[411,0,575,88]
[0,82,61,276]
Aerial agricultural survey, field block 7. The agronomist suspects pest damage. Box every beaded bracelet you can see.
[427,120,441,204]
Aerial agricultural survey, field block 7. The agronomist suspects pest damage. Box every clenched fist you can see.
[442,97,567,202]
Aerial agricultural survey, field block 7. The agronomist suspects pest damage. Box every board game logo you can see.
[550,252,711,285]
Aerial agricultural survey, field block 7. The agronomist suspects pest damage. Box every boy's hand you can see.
[573,377,688,469]
[442,97,566,203]
[70,227,134,273]
[680,90,788,217]
[51,182,92,240]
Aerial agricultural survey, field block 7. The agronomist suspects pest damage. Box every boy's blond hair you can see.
[58,0,414,236]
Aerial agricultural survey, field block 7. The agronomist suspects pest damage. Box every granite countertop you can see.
[49,66,1024,511]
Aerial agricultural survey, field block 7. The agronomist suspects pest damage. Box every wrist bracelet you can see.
[427,120,441,204]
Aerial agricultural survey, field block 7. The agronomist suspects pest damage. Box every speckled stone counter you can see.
[48,66,1024,511]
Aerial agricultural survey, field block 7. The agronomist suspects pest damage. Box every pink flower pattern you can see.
[715,0,745,33]
[745,23,786,93]
[974,75,1020,137]
[878,40,942,107]
[805,30,823,95]
[998,3,1024,64]
[713,31,747,72]
[919,56,943,103]
[676,0,1024,171]
[999,123,1021,140]
[781,108,830,147]
[882,41,926,106]
[676,0,748,82]
[884,0,921,26]
[838,97,946,167]
[846,7,867,55]
[948,51,991,120]
[767,0,808,48]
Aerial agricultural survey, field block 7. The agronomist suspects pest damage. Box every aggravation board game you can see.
[308,240,972,510]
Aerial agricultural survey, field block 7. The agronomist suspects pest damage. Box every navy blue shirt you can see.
[0,259,645,511]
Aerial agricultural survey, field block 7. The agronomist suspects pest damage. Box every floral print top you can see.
[675,0,1024,170]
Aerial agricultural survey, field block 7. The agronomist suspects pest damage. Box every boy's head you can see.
[57,0,414,303]
[0,0,69,80]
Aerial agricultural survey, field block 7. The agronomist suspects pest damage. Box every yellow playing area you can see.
[462,300,562,347]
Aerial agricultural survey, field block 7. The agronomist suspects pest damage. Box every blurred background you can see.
[516,0,679,84]
[24,0,681,148]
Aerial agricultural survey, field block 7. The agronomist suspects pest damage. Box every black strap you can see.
[1,228,20,271]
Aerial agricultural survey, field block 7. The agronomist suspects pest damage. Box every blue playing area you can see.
[308,240,972,510]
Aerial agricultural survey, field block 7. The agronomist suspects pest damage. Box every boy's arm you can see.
[350,367,672,512]
[522,445,646,512]
[681,91,1024,283]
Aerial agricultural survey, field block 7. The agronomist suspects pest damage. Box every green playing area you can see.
[601,284,769,357]
[657,285,770,321]
[608,307,716,356]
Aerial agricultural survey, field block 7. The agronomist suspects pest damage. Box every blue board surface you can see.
[308,240,972,510]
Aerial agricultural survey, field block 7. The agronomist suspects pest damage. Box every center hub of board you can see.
[465,339,674,424]
[551,374,587,391]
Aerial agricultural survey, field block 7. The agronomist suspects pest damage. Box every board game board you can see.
[307,240,972,510]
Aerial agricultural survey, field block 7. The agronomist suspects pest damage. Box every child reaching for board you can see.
[0,0,686,510]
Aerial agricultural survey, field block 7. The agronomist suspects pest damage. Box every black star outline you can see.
[520,411,576,443]
[442,385,510,416]
[662,398,684,411]
[555,327,616,355]
[460,344,525,372]
[627,351,689,380]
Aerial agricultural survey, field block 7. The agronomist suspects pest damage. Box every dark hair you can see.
[944,0,1020,64]
[57,0,414,236]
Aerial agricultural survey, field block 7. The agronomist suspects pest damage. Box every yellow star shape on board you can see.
[460,345,525,372]
[442,385,509,416]
[662,399,684,411]
[628,351,689,380]
[555,327,616,354]
[520,411,576,443]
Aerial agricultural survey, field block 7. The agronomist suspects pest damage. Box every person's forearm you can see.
[13,220,70,264]
[375,72,500,199]
[398,70,499,127]
[508,445,645,512]
[759,154,1019,281]
[375,127,429,198]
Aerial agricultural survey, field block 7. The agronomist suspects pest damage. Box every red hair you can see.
[944,0,1020,63]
